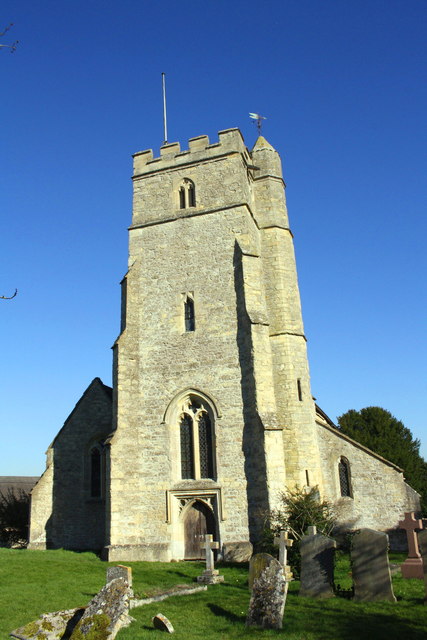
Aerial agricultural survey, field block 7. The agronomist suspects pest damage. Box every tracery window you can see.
[338,456,352,498]
[178,179,196,209]
[179,396,215,480]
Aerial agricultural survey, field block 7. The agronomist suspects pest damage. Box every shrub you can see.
[260,486,336,576]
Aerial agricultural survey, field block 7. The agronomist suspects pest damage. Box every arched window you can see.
[338,457,352,498]
[184,296,195,332]
[179,396,215,480]
[178,179,196,209]
[90,445,103,498]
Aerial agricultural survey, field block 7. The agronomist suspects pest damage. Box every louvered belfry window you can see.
[338,457,352,497]
[184,297,195,332]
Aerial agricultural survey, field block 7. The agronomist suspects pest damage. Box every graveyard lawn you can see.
[1,549,426,640]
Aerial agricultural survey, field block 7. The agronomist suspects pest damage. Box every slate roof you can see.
[0,476,40,498]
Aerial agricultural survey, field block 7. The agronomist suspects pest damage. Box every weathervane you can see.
[0,23,19,53]
[162,72,168,145]
[249,112,267,135]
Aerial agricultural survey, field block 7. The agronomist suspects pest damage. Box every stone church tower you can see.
[104,128,323,560]
[29,128,420,558]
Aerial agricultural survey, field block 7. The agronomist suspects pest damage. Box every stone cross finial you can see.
[399,512,423,558]
[274,530,294,568]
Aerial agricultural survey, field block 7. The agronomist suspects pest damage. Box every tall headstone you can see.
[246,557,286,629]
[196,534,224,584]
[299,526,336,598]
[351,529,396,602]
[399,512,424,579]
[417,529,427,605]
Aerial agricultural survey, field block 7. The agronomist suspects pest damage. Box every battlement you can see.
[133,128,249,176]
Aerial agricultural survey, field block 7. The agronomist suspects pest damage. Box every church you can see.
[28,128,419,560]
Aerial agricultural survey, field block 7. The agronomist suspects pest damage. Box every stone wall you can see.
[29,378,112,550]
[317,421,420,531]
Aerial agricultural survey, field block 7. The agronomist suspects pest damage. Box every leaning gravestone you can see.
[246,557,286,629]
[106,565,133,587]
[417,529,427,605]
[70,577,134,639]
[299,526,336,598]
[248,552,276,590]
[351,529,396,603]
[10,608,85,640]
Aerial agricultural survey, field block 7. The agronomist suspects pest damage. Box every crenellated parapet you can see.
[133,128,249,177]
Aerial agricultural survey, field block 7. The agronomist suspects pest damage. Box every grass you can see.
[0,549,426,640]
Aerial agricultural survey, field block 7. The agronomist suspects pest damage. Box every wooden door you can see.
[183,501,215,560]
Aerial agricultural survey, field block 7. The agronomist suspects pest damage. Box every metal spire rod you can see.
[162,72,168,145]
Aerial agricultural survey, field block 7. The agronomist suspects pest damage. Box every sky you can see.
[1,0,426,476]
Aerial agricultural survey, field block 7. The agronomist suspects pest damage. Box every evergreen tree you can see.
[338,407,427,513]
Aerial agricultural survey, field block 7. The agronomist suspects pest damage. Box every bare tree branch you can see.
[0,23,18,53]
[0,289,18,300]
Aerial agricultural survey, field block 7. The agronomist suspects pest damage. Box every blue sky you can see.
[1,0,426,476]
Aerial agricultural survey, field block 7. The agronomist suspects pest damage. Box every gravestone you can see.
[274,530,294,581]
[107,564,133,587]
[222,541,253,562]
[71,577,134,639]
[248,552,275,590]
[246,557,286,629]
[10,608,85,640]
[152,613,175,633]
[417,529,427,605]
[399,512,424,579]
[351,528,396,602]
[299,526,336,598]
[196,534,224,584]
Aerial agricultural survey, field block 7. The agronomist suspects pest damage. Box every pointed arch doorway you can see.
[183,500,215,559]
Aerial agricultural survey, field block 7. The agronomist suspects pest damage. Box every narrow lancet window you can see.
[297,379,303,401]
[188,183,196,207]
[338,457,352,497]
[180,415,195,479]
[185,297,195,332]
[90,447,102,498]
[179,187,186,209]
[198,412,214,479]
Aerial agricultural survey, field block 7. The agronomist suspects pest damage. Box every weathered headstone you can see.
[246,557,286,629]
[196,534,224,584]
[299,526,336,598]
[107,564,133,587]
[71,577,134,639]
[399,512,424,579]
[222,541,253,562]
[10,608,85,640]
[351,528,396,602]
[248,552,275,590]
[417,529,427,605]
[152,613,175,633]
[274,530,294,581]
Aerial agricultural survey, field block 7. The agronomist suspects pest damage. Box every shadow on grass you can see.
[284,596,427,640]
[207,603,245,624]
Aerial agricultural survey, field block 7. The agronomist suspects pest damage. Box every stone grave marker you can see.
[399,511,424,579]
[222,540,253,562]
[274,530,294,581]
[299,525,336,598]
[196,534,224,584]
[107,564,133,587]
[152,613,175,633]
[72,577,134,639]
[248,552,275,590]
[351,528,396,602]
[417,529,427,605]
[246,557,286,629]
